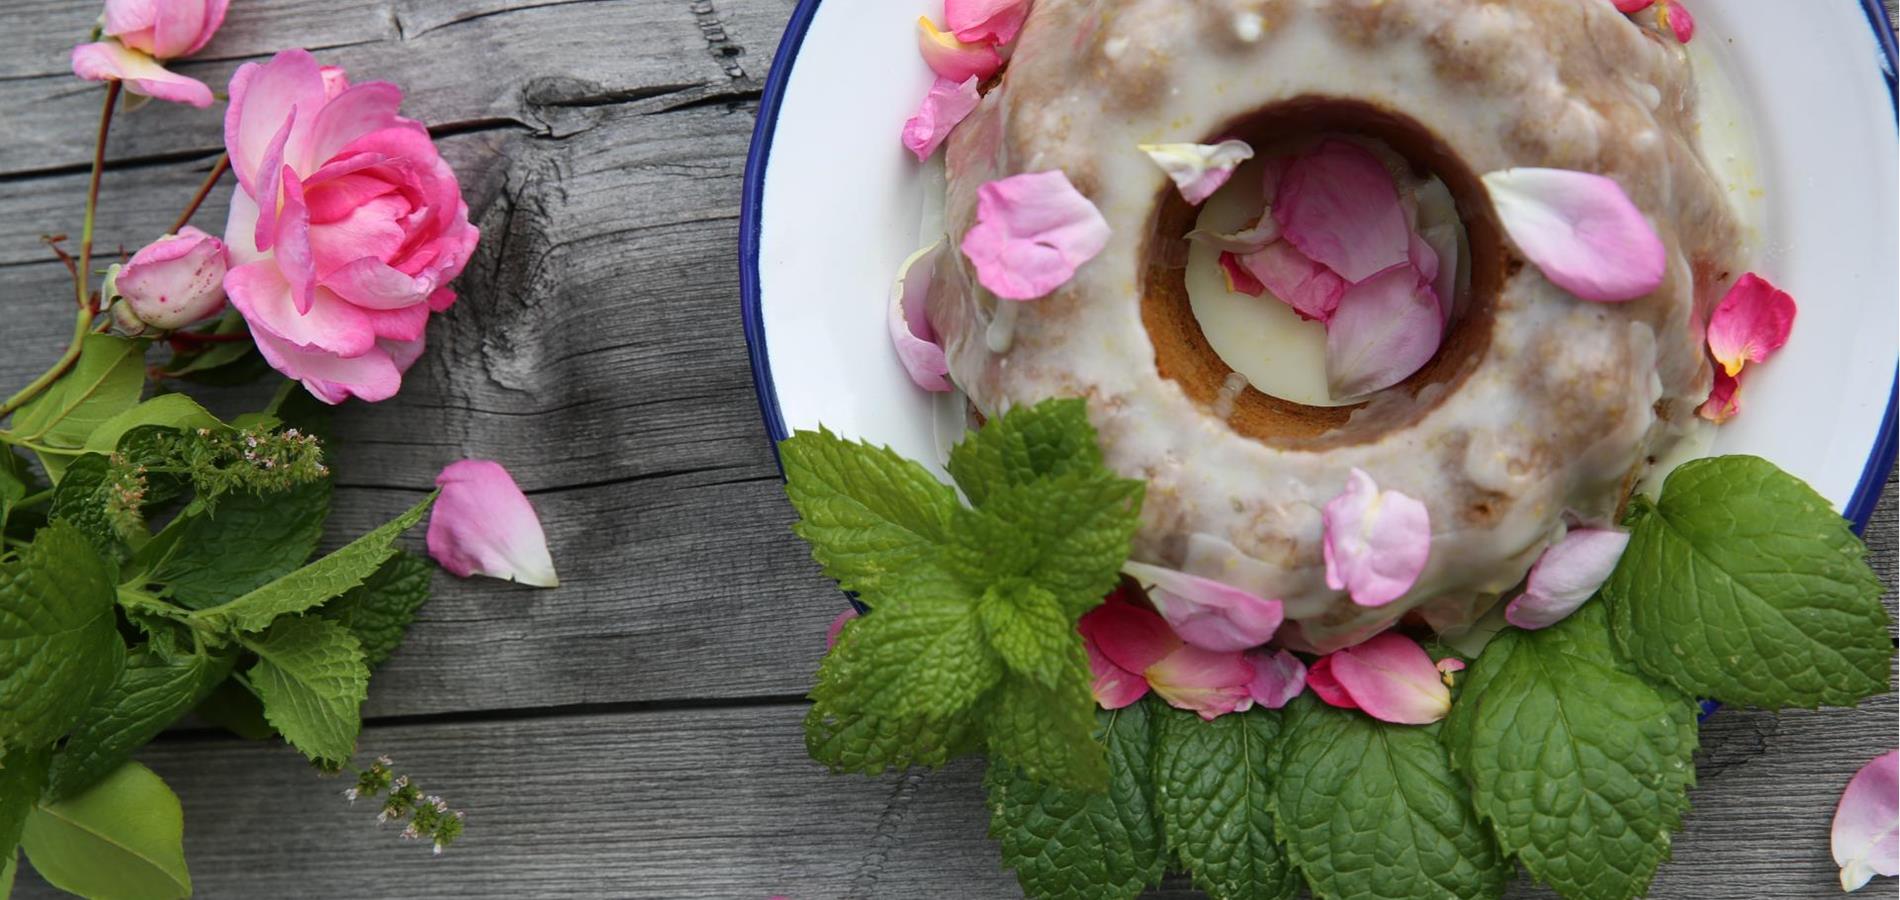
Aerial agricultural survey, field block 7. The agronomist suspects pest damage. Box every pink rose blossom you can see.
[70,0,227,106]
[221,50,479,404]
[116,226,229,330]
[427,460,558,587]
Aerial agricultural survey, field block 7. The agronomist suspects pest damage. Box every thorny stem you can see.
[41,235,77,278]
[169,154,230,234]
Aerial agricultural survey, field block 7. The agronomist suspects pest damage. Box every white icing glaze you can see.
[929,0,1743,651]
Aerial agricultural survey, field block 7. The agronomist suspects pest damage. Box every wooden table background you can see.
[2,1,1894,897]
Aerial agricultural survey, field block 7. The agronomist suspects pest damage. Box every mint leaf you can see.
[849,594,1001,719]
[19,761,190,900]
[804,613,980,775]
[780,427,959,595]
[984,649,1106,791]
[1153,704,1300,900]
[187,491,434,635]
[986,700,1166,900]
[979,580,1072,689]
[47,453,129,556]
[192,678,274,741]
[0,464,22,534]
[0,747,49,862]
[319,550,433,666]
[1444,603,1698,900]
[153,479,332,608]
[44,651,233,801]
[947,398,1104,508]
[1604,455,1892,708]
[1272,697,1507,900]
[11,335,145,480]
[81,394,219,455]
[241,616,369,763]
[949,470,1142,617]
[0,522,123,747]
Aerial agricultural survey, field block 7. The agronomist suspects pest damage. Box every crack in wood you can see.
[847,771,927,899]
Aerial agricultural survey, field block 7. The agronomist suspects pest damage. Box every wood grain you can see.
[5,0,1898,897]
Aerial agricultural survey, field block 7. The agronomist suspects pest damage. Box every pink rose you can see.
[221,50,480,404]
[70,0,228,107]
[116,226,229,330]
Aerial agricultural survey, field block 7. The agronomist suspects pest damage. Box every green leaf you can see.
[1272,697,1507,900]
[804,620,980,776]
[0,747,49,862]
[1153,704,1299,900]
[240,616,369,763]
[779,427,960,596]
[986,701,1166,900]
[151,479,331,608]
[1444,603,1698,900]
[849,594,1001,720]
[12,335,145,480]
[947,398,1104,508]
[47,453,127,556]
[0,522,124,747]
[984,650,1108,792]
[81,394,219,456]
[979,580,1073,689]
[1604,455,1892,708]
[191,678,274,741]
[318,550,433,666]
[0,464,22,534]
[187,491,434,635]
[45,652,233,801]
[19,761,190,900]
[948,470,1143,617]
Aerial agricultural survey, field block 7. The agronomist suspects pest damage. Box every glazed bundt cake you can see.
[926,0,1743,651]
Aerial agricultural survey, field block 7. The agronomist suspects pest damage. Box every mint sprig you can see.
[784,399,1144,791]
[1604,455,1893,709]
[1153,704,1301,900]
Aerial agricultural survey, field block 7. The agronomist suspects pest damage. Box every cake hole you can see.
[1140,97,1506,450]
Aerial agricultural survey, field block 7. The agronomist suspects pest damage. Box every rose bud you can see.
[102,0,228,60]
[117,227,229,331]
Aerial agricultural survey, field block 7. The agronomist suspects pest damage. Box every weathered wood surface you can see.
[3,0,1896,897]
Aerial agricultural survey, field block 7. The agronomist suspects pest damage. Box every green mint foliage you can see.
[1271,697,1507,900]
[44,651,233,802]
[187,492,436,636]
[192,678,275,741]
[0,746,50,862]
[1153,704,1300,900]
[10,335,146,481]
[1604,455,1892,709]
[240,616,371,764]
[153,479,332,609]
[986,700,1167,900]
[19,761,190,900]
[48,453,146,556]
[81,393,219,456]
[786,400,1143,792]
[1444,603,1698,900]
[0,461,23,534]
[320,551,435,667]
[0,522,124,748]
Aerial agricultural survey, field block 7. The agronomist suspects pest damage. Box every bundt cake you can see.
[926,0,1744,651]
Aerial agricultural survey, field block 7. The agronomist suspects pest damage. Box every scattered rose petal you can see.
[1078,594,1254,719]
[961,170,1111,300]
[1146,644,1256,720]
[1614,0,1654,12]
[1080,593,1181,676]
[825,609,859,649]
[1659,0,1695,42]
[1325,264,1443,399]
[1123,560,1284,652]
[1323,468,1432,607]
[1698,366,1742,423]
[1409,231,1440,287]
[888,242,952,392]
[1482,167,1666,303]
[1324,632,1452,724]
[917,17,1002,83]
[1239,241,1347,323]
[944,0,1031,44]
[1218,251,1265,296]
[1141,140,1255,206]
[1707,272,1797,377]
[71,40,213,107]
[1504,528,1630,630]
[1274,140,1412,283]
[427,460,559,587]
[1834,750,1899,891]
[1419,223,1462,325]
[1305,654,1357,709]
[902,76,981,161]
[1188,216,1280,254]
[1435,656,1466,687]
[1245,648,1307,709]
[1085,636,1152,709]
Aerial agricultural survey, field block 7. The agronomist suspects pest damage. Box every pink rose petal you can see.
[70,41,213,107]
[1145,643,1256,721]
[1218,251,1266,297]
[1325,264,1444,400]
[1123,560,1284,652]
[427,460,559,587]
[944,0,1030,44]
[1239,241,1347,323]
[1435,657,1466,687]
[1707,272,1797,377]
[1086,635,1152,709]
[917,17,1002,83]
[902,76,981,162]
[961,170,1110,301]
[1141,140,1255,206]
[1325,631,1452,725]
[1419,223,1462,325]
[825,609,859,649]
[1322,468,1432,608]
[1614,0,1654,11]
[1504,528,1630,630]
[1188,216,1281,255]
[888,243,953,392]
[1834,749,1900,891]
[1077,595,1181,675]
[1245,648,1307,710]
[1482,167,1666,303]
[1698,366,1742,424]
[1659,0,1695,43]
[1273,140,1412,283]
[1305,654,1356,709]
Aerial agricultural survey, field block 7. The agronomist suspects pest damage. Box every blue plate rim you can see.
[739,0,1900,522]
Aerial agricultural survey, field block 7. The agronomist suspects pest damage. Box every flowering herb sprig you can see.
[342,756,468,855]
